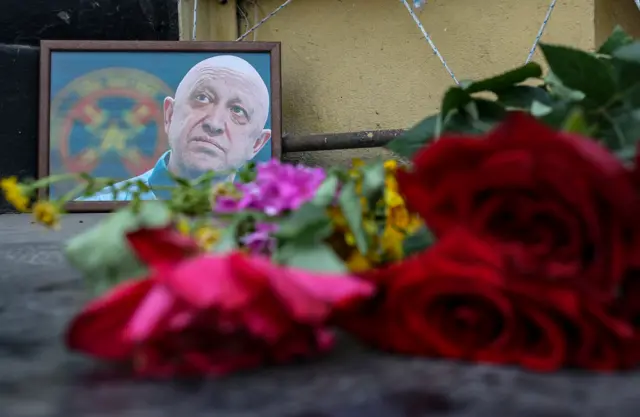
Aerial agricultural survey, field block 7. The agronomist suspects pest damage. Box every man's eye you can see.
[195,94,211,103]
[230,105,247,117]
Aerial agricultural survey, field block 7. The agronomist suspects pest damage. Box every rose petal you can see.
[515,303,567,372]
[66,279,154,360]
[233,254,375,324]
[126,227,199,269]
[125,285,182,342]
[161,254,257,310]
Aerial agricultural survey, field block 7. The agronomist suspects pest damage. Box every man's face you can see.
[164,64,270,177]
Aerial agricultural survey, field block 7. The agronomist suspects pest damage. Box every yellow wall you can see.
[595,0,640,45]
[243,0,594,166]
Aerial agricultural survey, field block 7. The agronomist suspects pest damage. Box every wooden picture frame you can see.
[38,40,282,212]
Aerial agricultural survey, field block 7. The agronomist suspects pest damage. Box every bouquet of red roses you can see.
[3,28,640,377]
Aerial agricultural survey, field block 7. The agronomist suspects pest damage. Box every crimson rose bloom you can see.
[397,113,638,298]
[338,230,635,372]
[66,228,373,377]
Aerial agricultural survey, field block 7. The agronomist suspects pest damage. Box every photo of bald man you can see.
[78,55,271,201]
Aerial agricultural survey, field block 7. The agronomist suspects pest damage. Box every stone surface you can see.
[0,0,179,45]
[1,213,640,417]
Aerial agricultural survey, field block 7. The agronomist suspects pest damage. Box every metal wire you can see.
[192,0,198,40]
[400,0,459,85]
[525,0,558,63]
[237,0,295,41]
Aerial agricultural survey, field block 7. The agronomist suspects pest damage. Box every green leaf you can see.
[312,174,339,207]
[212,213,250,253]
[278,243,347,274]
[612,58,640,91]
[65,201,172,290]
[461,99,505,133]
[469,99,507,121]
[611,42,640,89]
[615,145,637,163]
[385,114,438,158]
[386,63,544,160]
[597,26,634,56]
[612,41,640,65]
[236,161,257,183]
[545,72,586,102]
[561,108,593,136]
[464,62,543,94]
[167,171,190,187]
[275,203,333,241]
[360,162,386,202]
[440,87,472,120]
[540,43,616,104]
[338,181,368,254]
[537,100,573,129]
[497,86,552,109]
[531,100,554,117]
[403,226,435,257]
[621,83,640,108]
[598,107,640,152]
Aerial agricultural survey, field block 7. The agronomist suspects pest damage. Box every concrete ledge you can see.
[0,213,639,416]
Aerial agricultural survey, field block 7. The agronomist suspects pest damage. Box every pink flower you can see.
[215,159,326,216]
[66,227,374,377]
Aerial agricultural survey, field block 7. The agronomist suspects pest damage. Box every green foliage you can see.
[65,201,172,292]
[403,226,435,258]
[271,161,388,274]
[387,27,640,163]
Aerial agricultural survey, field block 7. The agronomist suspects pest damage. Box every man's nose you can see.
[202,108,225,137]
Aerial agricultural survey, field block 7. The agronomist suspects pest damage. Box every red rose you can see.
[397,112,638,298]
[571,303,635,371]
[607,270,640,367]
[66,228,374,377]
[336,230,575,371]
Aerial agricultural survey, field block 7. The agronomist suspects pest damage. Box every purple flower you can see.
[241,222,278,255]
[213,159,326,216]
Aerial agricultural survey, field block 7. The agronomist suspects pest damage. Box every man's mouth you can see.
[190,137,226,153]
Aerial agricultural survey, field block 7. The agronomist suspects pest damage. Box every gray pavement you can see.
[0,214,638,417]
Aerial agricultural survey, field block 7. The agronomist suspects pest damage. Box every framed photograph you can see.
[38,40,282,212]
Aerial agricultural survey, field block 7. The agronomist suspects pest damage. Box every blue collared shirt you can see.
[76,151,175,201]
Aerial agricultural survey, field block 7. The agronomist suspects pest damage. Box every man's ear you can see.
[163,97,174,134]
[251,129,271,157]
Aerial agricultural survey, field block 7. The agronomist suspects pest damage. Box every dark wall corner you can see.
[0,0,179,213]
[0,0,179,46]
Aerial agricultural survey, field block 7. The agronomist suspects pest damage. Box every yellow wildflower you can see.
[379,159,423,260]
[176,217,191,236]
[32,201,61,229]
[346,251,372,273]
[327,206,348,229]
[383,160,400,192]
[380,227,405,261]
[1,176,30,212]
[211,182,240,199]
[351,158,365,169]
[193,225,221,251]
[383,159,398,172]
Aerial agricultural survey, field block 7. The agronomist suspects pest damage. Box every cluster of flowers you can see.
[339,113,640,371]
[213,160,327,255]
[66,227,374,376]
[12,112,640,376]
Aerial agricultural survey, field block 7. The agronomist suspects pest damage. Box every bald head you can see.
[174,55,270,129]
[163,55,272,179]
